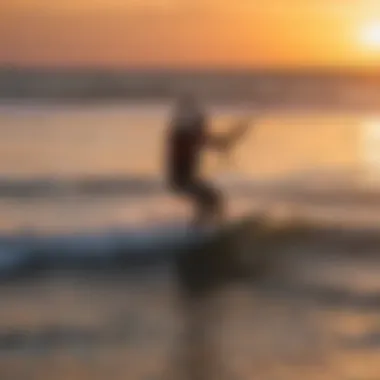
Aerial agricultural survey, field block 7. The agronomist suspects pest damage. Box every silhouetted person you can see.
[166,94,250,228]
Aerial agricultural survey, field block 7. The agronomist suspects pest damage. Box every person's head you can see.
[171,91,205,131]
[175,92,199,114]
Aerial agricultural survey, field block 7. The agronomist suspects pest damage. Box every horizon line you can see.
[1,63,380,74]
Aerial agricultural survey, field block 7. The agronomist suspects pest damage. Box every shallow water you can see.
[0,101,378,234]
[0,101,380,379]
[1,241,380,380]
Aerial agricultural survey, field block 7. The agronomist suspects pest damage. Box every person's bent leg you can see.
[168,178,204,227]
[188,180,224,228]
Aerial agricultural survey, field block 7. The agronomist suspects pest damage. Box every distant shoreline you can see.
[0,67,379,109]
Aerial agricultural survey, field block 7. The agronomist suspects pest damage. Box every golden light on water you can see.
[360,118,380,185]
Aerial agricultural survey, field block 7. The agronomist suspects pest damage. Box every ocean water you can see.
[2,101,380,380]
[0,100,380,275]
[0,101,249,233]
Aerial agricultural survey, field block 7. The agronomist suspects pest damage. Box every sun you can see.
[361,22,380,49]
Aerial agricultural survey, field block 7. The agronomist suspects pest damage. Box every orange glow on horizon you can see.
[1,1,380,69]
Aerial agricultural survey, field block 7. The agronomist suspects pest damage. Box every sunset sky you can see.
[1,0,380,69]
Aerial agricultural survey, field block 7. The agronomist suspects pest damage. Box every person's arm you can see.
[205,118,252,152]
[196,114,228,151]
[204,133,229,151]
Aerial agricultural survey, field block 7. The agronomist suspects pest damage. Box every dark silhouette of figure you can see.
[166,94,249,227]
